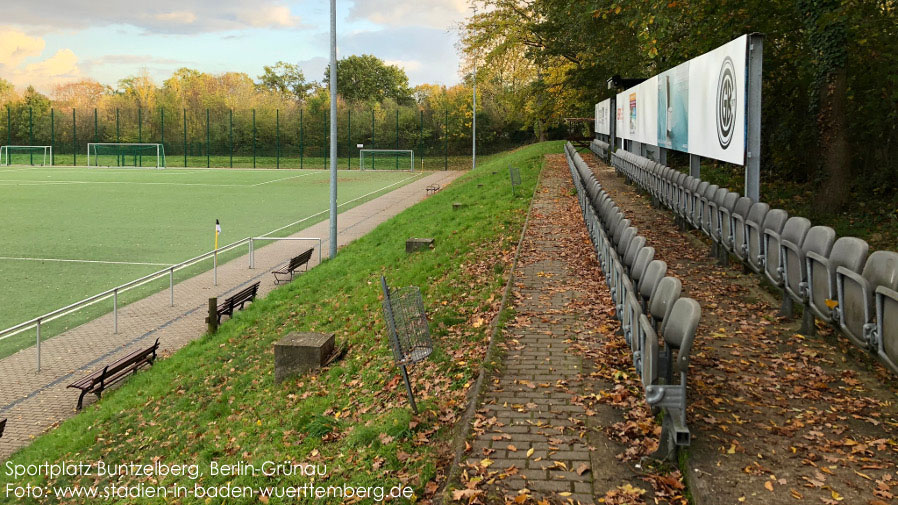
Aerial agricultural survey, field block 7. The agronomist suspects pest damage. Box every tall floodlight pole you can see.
[329,0,338,259]
[471,5,477,170]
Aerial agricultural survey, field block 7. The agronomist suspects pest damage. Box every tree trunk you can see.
[815,69,850,212]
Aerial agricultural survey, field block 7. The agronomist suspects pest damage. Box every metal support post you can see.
[689,154,701,178]
[113,288,118,334]
[745,33,764,202]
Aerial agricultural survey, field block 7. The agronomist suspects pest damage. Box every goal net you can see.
[359,149,414,171]
[87,143,165,168]
[0,145,52,166]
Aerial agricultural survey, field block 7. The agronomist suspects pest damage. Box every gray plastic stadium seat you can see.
[783,226,835,305]
[623,235,647,269]
[747,208,787,273]
[875,286,898,374]
[724,196,752,254]
[612,219,632,248]
[736,202,770,263]
[622,292,641,350]
[700,185,720,236]
[617,227,637,256]
[662,298,702,373]
[704,187,727,238]
[649,276,682,333]
[690,181,710,228]
[807,236,869,324]
[715,191,739,249]
[630,247,655,287]
[764,216,810,289]
[836,251,898,349]
[638,260,668,304]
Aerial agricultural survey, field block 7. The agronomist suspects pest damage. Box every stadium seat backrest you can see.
[650,276,682,332]
[612,218,631,246]
[623,235,646,268]
[730,197,754,254]
[784,225,834,301]
[664,298,702,372]
[617,227,637,256]
[631,247,655,285]
[766,216,810,285]
[639,260,668,301]
[742,202,771,262]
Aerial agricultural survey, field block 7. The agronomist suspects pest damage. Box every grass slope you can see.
[0,141,562,504]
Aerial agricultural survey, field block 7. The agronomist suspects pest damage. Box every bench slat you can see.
[67,339,159,409]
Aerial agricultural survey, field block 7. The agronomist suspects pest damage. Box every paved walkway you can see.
[466,159,598,503]
[0,170,461,460]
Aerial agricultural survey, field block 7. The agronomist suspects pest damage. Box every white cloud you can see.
[237,5,300,28]
[153,11,198,25]
[349,0,468,29]
[1,1,304,34]
[384,59,422,73]
[0,28,80,91]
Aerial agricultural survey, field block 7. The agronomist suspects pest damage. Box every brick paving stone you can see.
[463,162,598,504]
[0,171,460,461]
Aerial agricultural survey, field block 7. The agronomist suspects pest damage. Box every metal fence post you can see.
[169,267,174,306]
[113,288,118,334]
[252,109,256,168]
[206,108,210,168]
[36,319,41,372]
[347,109,351,170]
[183,108,187,168]
[229,109,233,168]
[29,107,33,165]
[300,108,304,169]
[445,109,449,170]
[50,108,55,166]
[323,109,327,170]
[276,108,281,169]
[249,238,254,269]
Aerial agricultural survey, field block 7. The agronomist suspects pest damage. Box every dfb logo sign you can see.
[716,56,736,149]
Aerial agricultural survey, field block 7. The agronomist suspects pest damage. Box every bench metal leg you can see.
[76,390,88,410]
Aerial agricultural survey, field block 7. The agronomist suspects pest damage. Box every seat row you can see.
[565,143,701,456]
[604,146,898,375]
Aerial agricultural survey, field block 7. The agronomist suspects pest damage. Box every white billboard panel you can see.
[687,35,747,165]
[616,76,658,146]
[595,99,612,135]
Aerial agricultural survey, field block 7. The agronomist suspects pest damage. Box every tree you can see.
[325,55,412,104]
[257,61,311,101]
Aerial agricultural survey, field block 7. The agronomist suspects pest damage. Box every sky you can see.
[0,0,469,95]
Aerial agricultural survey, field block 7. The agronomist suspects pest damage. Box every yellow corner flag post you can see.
[214,219,221,286]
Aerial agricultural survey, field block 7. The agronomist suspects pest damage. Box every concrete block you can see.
[274,332,335,383]
[406,238,435,253]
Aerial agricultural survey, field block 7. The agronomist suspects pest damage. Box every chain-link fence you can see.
[1,103,530,170]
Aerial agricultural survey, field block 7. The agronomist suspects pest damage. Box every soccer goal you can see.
[87,143,165,168]
[0,145,52,166]
[359,149,415,171]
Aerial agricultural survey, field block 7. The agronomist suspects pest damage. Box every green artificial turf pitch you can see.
[0,165,424,357]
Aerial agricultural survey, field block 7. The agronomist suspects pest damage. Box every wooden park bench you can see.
[0,418,6,439]
[272,248,314,284]
[68,339,160,410]
[210,281,260,325]
[426,184,440,195]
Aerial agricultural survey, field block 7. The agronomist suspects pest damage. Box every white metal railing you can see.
[0,233,324,371]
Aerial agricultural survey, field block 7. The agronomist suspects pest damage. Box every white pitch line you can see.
[249,171,319,186]
[0,256,170,266]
